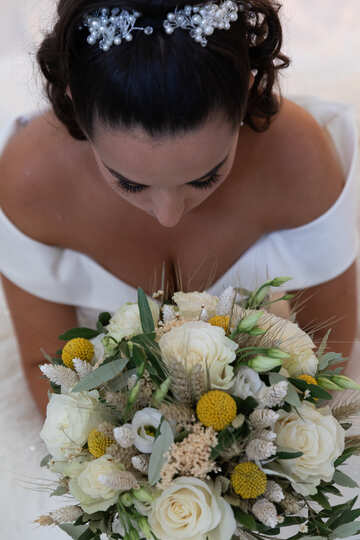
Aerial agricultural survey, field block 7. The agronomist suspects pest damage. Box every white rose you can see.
[232,307,318,377]
[40,391,104,460]
[159,321,238,390]
[231,366,266,400]
[106,300,160,342]
[148,477,236,540]
[274,402,345,496]
[69,455,125,513]
[173,291,218,320]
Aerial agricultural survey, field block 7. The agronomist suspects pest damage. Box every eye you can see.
[116,178,147,193]
[189,173,221,189]
[115,173,221,194]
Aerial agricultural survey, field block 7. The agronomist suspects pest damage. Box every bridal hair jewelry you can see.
[83,7,154,51]
[82,1,247,51]
[163,0,243,47]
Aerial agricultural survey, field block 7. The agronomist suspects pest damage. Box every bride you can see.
[0,0,358,538]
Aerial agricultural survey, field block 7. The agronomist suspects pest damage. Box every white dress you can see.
[0,94,359,539]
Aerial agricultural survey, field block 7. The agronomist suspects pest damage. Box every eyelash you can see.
[116,173,221,193]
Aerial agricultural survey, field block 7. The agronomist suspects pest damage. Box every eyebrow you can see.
[102,154,229,186]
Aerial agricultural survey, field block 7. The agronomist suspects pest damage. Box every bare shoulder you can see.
[262,97,346,231]
[0,110,87,245]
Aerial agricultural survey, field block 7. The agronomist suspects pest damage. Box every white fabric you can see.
[0,94,360,540]
[0,95,359,330]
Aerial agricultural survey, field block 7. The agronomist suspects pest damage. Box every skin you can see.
[0,77,358,417]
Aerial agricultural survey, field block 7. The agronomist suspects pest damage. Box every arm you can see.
[288,261,358,373]
[1,274,78,418]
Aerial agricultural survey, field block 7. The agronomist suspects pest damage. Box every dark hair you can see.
[37,0,290,141]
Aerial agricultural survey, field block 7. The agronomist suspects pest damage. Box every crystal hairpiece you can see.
[83,7,154,51]
[164,1,243,47]
[83,1,245,51]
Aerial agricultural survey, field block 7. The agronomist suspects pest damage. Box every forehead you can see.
[91,113,235,182]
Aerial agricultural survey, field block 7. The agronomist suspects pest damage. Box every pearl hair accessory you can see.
[83,7,154,51]
[163,0,244,47]
[83,1,248,51]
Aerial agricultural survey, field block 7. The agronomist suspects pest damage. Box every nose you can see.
[151,188,185,228]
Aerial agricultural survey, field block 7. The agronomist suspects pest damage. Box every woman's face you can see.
[91,113,242,228]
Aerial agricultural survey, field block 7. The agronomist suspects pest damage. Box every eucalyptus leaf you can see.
[50,485,68,497]
[59,328,100,341]
[58,524,91,539]
[298,537,327,540]
[285,382,302,408]
[40,454,51,467]
[268,372,287,385]
[333,469,359,488]
[148,419,174,485]
[106,368,137,392]
[71,358,128,392]
[330,522,360,539]
[137,287,155,333]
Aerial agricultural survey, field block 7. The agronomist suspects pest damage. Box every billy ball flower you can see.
[62,338,94,370]
[208,315,230,332]
[231,462,267,499]
[196,390,237,431]
[298,374,318,386]
[88,429,114,458]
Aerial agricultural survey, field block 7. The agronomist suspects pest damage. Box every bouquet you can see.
[35,277,360,540]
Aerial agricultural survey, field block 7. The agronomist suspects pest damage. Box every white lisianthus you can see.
[106,300,160,342]
[69,455,126,513]
[131,407,163,453]
[158,321,238,390]
[232,307,318,377]
[148,477,236,540]
[90,333,106,364]
[231,366,266,400]
[274,402,345,496]
[172,291,218,320]
[40,391,104,460]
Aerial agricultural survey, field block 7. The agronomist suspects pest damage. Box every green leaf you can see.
[50,485,68,497]
[137,288,155,333]
[276,449,303,460]
[279,516,307,527]
[233,395,259,415]
[78,529,96,540]
[59,328,100,341]
[71,358,128,392]
[330,522,360,539]
[334,446,359,467]
[308,384,332,400]
[285,382,302,408]
[310,491,331,510]
[58,524,91,539]
[333,469,359,488]
[148,419,174,485]
[40,454,51,467]
[329,508,360,531]
[268,372,287,385]
[299,537,328,540]
[233,507,257,530]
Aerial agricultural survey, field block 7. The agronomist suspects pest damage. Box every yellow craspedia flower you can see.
[298,374,318,386]
[196,390,237,431]
[61,338,94,370]
[231,462,267,499]
[88,429,114,458]
[208,315,230,332]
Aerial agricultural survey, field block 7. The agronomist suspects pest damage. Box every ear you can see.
[65,85,72,100]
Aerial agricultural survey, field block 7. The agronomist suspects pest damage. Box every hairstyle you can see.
[36,0,290,141]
